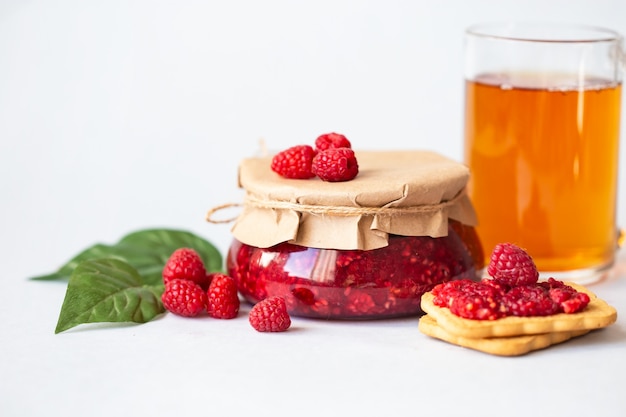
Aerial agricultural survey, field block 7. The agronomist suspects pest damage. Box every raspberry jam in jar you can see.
[215,150,484,319]
[228,220,482,319]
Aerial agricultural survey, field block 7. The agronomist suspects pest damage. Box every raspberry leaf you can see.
[31,228,222,285]
[120,228,222,277]
[55,258,165,334]
[32,244,122,281]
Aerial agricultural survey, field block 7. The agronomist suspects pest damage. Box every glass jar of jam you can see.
[227,219,483,319]
[211,150,484,319]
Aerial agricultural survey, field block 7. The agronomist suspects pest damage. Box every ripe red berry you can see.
[271,145,316,179]
[249,296,291,332]
[315,132,352,151]
[486,243,539,286]
[162,248,207,287]
[162,279,207,317]
[311,147,359,182]
[207,273,240,319]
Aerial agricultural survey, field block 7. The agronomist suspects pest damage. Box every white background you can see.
[1,1,625,417]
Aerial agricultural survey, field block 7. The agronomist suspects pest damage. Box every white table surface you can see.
[2,248,625,417]
[0,247,626,416]
[2,1,626,416]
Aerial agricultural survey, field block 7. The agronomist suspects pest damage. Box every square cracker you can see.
[418,314,591,356]
[420,282,617,339]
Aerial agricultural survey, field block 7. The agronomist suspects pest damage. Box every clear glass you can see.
[227,220,483,319]
[464,22,624,284]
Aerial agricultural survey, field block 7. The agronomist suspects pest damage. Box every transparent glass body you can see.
[227,220,483,319]
[464,22,624,284]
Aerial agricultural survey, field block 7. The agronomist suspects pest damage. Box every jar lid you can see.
[230,150,477,250]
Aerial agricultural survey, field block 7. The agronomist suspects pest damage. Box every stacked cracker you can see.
[418,243,617,356]
[419,282,617,356]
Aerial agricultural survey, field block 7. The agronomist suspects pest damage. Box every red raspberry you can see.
[207,273,240,319]
[249,296,291,332]
[314,132,352,151]
[487,243,539,286]
[311,147,359,182]
[271,145,316,179]
[162,279,207,317]
[162,248,207,287]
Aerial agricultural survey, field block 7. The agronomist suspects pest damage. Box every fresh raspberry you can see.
[206,273,240,319]
[271,145,316,179]
[161,279,207,317]
[314,132,352,151]
[486,243,539,286]
[311,147,359,182]
[249,296,291,332]
[162,248,207,287]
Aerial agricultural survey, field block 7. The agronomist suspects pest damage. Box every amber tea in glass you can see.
[464,23,623,284]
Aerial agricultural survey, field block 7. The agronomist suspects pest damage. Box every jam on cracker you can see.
[431,243,591,320]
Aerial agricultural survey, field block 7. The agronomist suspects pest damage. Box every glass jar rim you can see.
[466,22,622,44]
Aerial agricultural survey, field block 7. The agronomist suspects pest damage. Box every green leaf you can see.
[31,228,223,285]
[55,258,165,334]
[31,244,131,281]
[120,228,223,276]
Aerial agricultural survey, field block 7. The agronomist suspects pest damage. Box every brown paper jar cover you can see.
[231,150,478,251]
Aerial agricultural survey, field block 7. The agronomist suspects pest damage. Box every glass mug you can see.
[464,22,624,284]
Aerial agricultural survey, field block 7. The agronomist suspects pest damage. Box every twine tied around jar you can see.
[206,189,467,224]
